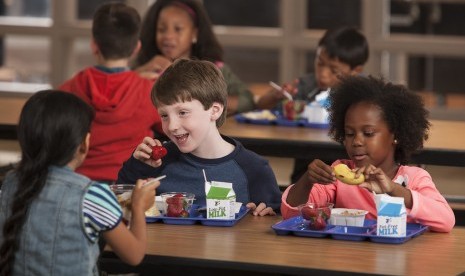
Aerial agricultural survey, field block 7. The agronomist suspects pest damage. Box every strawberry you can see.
[284,101,295,120]
[301,206,319,220]
[311,215,327,230]
[166,195,187,217]
[167,203,183,217]
[151,145,167,160]
[322,207,331,220]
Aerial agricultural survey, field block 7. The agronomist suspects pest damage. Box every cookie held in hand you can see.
[333,164,365,185]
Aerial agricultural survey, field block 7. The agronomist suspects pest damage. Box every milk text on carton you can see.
[378,219,401,235]
[208,201,228,218]
[375,194,407,237]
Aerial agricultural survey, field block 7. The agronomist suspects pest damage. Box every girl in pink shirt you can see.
[281,76,455,232]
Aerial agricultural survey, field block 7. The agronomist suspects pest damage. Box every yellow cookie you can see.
[333,164,365,185]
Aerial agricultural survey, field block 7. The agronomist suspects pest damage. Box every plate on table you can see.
[146,203,249,227]
[272,217,428,244]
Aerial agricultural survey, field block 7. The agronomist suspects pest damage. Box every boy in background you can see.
[59,3,163,183]
[258,26,369,183]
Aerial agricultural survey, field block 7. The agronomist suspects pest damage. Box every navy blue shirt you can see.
[117,136,282,212]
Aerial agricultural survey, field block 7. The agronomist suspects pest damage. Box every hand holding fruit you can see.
[133,137,165,167]
[306,159,336,184]
[333,164,365,185]
[357,164,396,194]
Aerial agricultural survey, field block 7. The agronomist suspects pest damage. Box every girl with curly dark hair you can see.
[281,76,455,232]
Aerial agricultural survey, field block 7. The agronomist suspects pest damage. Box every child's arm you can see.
[358,165,455,232]
[135,55,172,80]
[256,79,298,110]
[102,179,159,265]
[358,165,413,207]
[117,137,164,183]
[286,159,335,207]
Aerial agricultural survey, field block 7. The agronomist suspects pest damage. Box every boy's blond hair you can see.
[151,59,228,127]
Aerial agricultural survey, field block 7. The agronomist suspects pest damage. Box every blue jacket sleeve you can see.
[117,155,157,184]
[234,148,282,212]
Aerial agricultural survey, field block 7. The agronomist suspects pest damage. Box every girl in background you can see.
[134,0,255,115]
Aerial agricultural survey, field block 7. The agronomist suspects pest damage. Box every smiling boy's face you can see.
[314,47,362,90]
[158,99,222,156]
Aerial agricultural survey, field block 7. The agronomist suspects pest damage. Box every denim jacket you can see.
[0,166,100,275]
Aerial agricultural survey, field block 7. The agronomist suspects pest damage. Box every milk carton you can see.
[301,89,330,124]
[205,181,236,220]
[375,194,407,237]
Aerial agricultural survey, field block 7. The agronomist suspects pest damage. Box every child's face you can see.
[156,5,198,60]
[343,101,396,171]
[158,99,220,155]
[314,47,360,90]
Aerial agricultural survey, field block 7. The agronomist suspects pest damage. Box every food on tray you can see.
[298,202,334,230]
[333,164,365,185]
[151,145,167,160]
[145,204,161,217]
[114,187,161,220]
[283,100,305,121]
[161,192,195,218]
[241,110,277,120]
[330,208,368,227]
[337,210,367,216]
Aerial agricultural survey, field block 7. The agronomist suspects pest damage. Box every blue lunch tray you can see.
[234,111,329,129]
[271,216,429,244]
[146,204,249,227]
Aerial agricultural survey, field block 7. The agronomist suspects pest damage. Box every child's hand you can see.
[133,137,164,168]
[306,159,335,184]
[246,202,276,216]
[136,55,172,80]
[148,55,172,72]
[131,179,160,213]
[282,78,299,97]
[358,165,395,194]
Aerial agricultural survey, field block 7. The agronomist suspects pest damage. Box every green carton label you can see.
[206,186,233,199]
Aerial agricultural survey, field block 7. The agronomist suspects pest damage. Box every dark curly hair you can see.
[328,75,430,164]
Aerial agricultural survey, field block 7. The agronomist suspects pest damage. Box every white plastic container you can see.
[330,208,368,227]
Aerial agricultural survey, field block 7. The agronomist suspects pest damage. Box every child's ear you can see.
[131,40,142,57]
[351,65,364,75]
[210,102,224,121]
[90,39,99,56]
[79,133,91,155]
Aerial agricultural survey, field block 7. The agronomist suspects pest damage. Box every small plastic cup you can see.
[110,184,135,223]
[330,208,368,227]
[298,202,334,230]
[283,100,306,121]
[160,192,195,217]
[110,184,161,221]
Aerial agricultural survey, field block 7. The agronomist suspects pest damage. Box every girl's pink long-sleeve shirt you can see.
[281,160,455,232]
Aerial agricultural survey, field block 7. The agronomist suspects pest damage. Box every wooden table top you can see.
[2,96,465,165]
[101,215,465,276]
[220,117,465,167]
